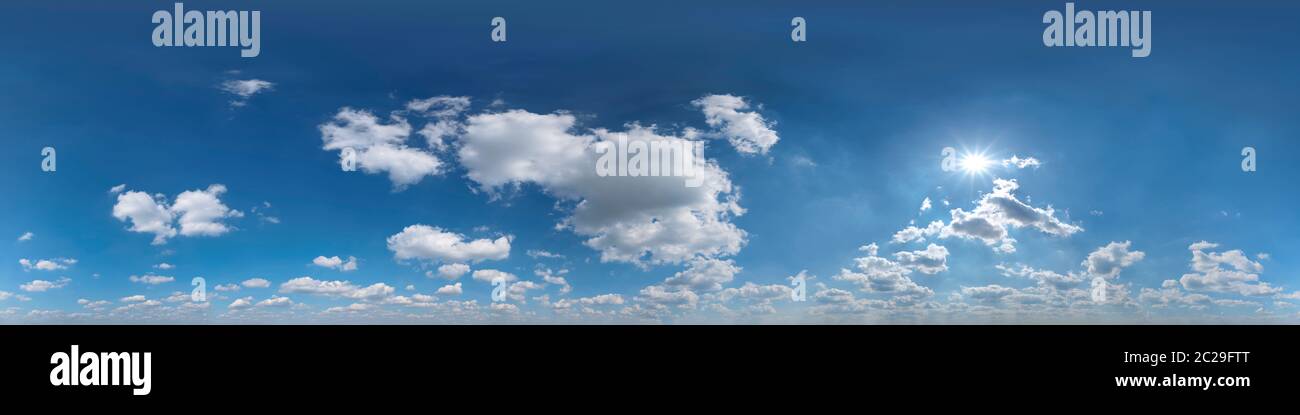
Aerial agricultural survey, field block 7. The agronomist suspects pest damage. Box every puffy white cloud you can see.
[19,258,75,271]
[457,110,745,266]
[277,276,395,301]
[17,232,33,242]
[663,257,740,292]
[436,282,463,295]
[1178,241,1279,296]
[173,184,243,237]
[228,297,254,310]
[319,108,442,190]
[432,263,470,280]
[120,295,147,303]
[111,185,241,244]
[153,263,175,270]
[834,243,933,299]
[408,96,471,150]
[471,269,517,283]
[919,197,932,213]
[1083,241,1145,280]
[387,225,511,263]
[691,94,779,155]
[19,277,70,292]
[279,276,358,296]
[241,278,271,288]
[892,244,949,275]
[214,283,240,292]
[112,191,176,244]
[938,178,1081,253]
[312,255,359,271]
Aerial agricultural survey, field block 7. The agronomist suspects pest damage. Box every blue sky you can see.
[1,0,1297,323]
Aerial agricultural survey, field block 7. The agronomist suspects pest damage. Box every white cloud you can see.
[833,243,933,300]
[129,274,175,285]
[219,79,274,106]
[20,277,70,292]
[1178,241,1279,296]
[19,258,75,271]
[432,263,470,280]
[937,178,1081,253]
[387,225,511,263]
[277,276,394,301]
[526,249,565,259]
[1083,241,1145,280]
[256,295,293,307]
[173,184,243,237]
[691,94,779,155]
[457,110,746,266]
[153,263,174,270]
[111,185,241,244]
[471,269,517,283]
[17,232,33,242]
[120,294,147,303]
[214,283,240,292]
[319,108,443,190]
[436,282,463,295]
[228,297,254,310]
[536,268,572,294]
[312,255,358,272]
[892,244,949,275]
[919,197,932,213]
[663,257,740,292]
[241,278,271,288]
[108,184,126,194]
[1001,156,1041,169]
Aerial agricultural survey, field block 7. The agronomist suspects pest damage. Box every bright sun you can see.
[959,153,993,174]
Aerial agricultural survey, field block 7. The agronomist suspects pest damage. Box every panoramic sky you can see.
[1,0,1297,323]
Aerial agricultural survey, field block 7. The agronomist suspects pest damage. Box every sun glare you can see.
[959,153,993,174]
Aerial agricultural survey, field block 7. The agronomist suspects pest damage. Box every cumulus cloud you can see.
[436,282,463,295]
[387,225,511,263]
[111,185,242,244]
[277,276,395,301]
[457,110,746,266]
[319,106,445,190]
[1083,241,1145,280]
[20,277,70,292]
[19,258,75,271]
[833,243,934,300]
[663,257,741,292]
[312,255,359,272]
[471,269,517,283]
[936,178,1081,253]
[691,94,779,155]
[17,232,33,242]
[432,263,470,280]
[892,244,949,275]
[1178,241,1279,296]
[241,278,271,288]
